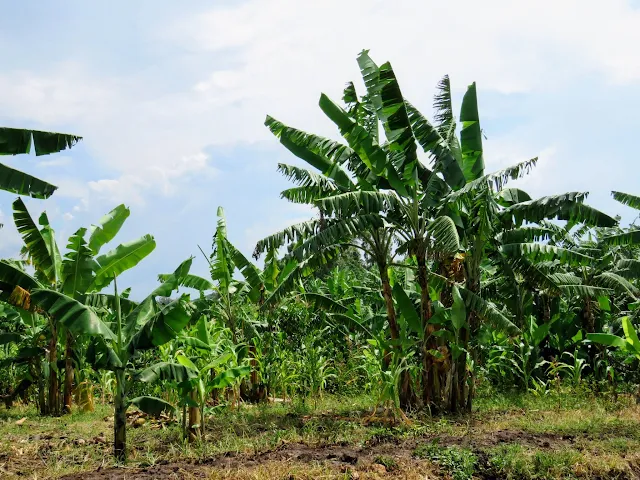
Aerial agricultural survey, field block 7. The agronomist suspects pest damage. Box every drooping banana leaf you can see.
[0,163,57,199]
[290,214,384,260]
[612,191,640,211]
[0,128,81,198]
[497,227,553,244]
[0,260,41,293]
[136,362,198,384]
[86,336,122,370]
[501,243,593,266]
[428,216,461,254]
[592,272,639,296]
[503,192,617,228]
[127,298,191,352]
[129,396,176,417]
[30,288,116,339]
[601,229,640,247]
[302,292,350,314]
[0,128,81,156]
[265,116,354,189]
[459,287,519,335]
[446,158,538,203]
[315,190,398,217]
[84,292,138,316]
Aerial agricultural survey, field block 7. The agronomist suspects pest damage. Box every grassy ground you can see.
[0,389,639,479]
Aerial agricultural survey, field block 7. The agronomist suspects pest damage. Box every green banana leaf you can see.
[137,361,198,384]
[392,283,421,335]
[210,365,250,389]
[88,204,130,255]
[38,212,63,284]
[0,163,57,199]
[130,396,175,417]
[92,234,156,291]
[127,298,191,352]
[0,128,81,156]
[459,82,485,181]
[30,288,116,340]
[62,228,97,298]
[12,198,56,284]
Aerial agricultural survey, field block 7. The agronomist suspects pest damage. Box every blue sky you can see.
[1,0,639,297]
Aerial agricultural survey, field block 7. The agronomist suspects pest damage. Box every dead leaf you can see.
[14,417,26,426]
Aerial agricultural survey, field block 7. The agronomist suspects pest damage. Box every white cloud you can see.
[88,175,150,207]
[72,198,89,213]
[63,212,74,221]
[243,202,315,254]
[37,156,72,168]
[0,208,22,257]
[2,0,639,210]
[2,0,640,288]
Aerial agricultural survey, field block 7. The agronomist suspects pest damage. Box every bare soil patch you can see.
[57,429,577,479]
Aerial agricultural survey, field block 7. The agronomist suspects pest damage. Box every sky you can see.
[1,0,639,297]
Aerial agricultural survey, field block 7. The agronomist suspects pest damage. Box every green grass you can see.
[414,442,477,480]
[0,389,639,478]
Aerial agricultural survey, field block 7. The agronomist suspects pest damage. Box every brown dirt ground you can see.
[57,429,577,480]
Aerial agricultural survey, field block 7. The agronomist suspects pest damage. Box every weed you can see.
[373,454,398,471]
[488,444,582,479]
[414,441,476,480]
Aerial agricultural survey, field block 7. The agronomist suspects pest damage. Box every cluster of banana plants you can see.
[255,50,640,413]
[0,50,639,461]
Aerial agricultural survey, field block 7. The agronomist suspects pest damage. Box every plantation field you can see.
[2,34,640,480]
[1,391,639,479]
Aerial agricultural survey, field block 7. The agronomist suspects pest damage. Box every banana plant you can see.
[0,303,47,411]
[175,349,250,440]
[82,258,195,461]
[0,201,155,415]
[161,206,326,403]
[169,316,250,440]
[588,316,640,361]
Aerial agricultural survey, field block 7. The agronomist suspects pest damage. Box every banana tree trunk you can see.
[461,245,483,414]
[188,390,201,443]
[210,370,220,405]
[439,255,471,414]
[113,369,127,461]
[63,330,74,414]
[582,296,595,333]
[416,249,438,410]
[378,262,400,340]
[378,260,415,410]
[37,360,46,415]
[182,404,187,439]
[48,322,59,416]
